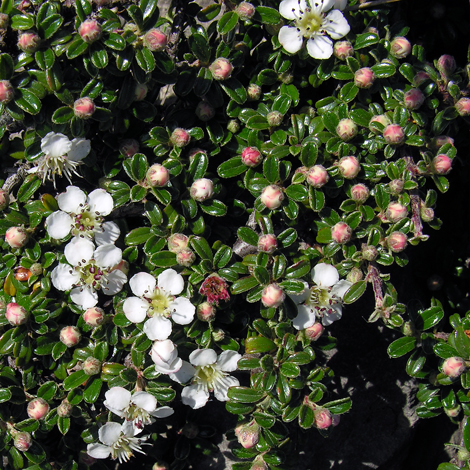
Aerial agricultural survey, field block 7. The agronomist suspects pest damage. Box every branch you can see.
[166,0,187,62]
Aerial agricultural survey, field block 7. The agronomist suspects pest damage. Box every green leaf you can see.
[343,281,367,304]
[228,386,266,403]
[16,89,41,115]
[454,327,470,359]
[37,381,57,401]
[277,228,297,248]
[52,106,74,124]
[387,336,417,358]
[285,184,308,202]
[0,53,14,79]
[190,237,213,261]
[217,11,238,34]
[226,401,255,415]
[17,175,41,202]
[339,82,359,103]
[246,115,270,130]
[253,6,281,24]
[39,13,63,39]
[63,369,87,391]
[237,227,259,246]
[371,62,396,78]
[66,36,88,59]
[350,108,372,127]
[354,33,379,49]
[200,199,227,217]
[406,350,426,377]
[84,377,103,403]
[188,34,210,63]
[231,275,258,294]
[298,404,314,429]
[323,397,352,414]
[280,362,300,378]
[125,227,151,245]
[149,251,177,267]
[417,305,444,331]
[263,156,280,183]
[11,13,35,29]
[135,47,155,72]
[219,77,247,104]
[197,4,221,22]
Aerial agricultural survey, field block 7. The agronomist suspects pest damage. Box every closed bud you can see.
[331,222,352,244]
[390,36,411,59]
[362,244,378,261]
[78,19,102,43]
[17,31,41,53]
[420,203,434,222]
[196,101,215,121]
[236,2,256,20]
[350,183,369,203]
[14,432,32,452]
[442,357,466,378]
[333,40,354,60]
[369,114,391,134]
[386,202,408,223]
[57,399,72,418]
[241,147,263,167]
[134,83,148,101]
[404,88,425,110]
[261,284,285,308]
[83,357,101,375]
[168,233,189,253]
[209,58,233,81]
[431,154,452,175]
[0,189,9,211]
[267,110,283,127]
[455,97,470,116]
[212,327,225,342]
[152,462,170,470]
[0,80,14,104]
[354,67,375,89]
[27,398,49,420]
[6,302,28,326]
[176,248,196,267]
[236,421,260,449]
[444,405,461,418]
[227,119,240,133]
[0,12,9,29]
[250,459,268,470]
[74,97,95,119]
[305,322,324,341]
[306,165,329,188]
[336,119,358,142]
[260,185,284,209]
[386,232,408,253]
[60,326,81,348]
[247,83,262,100]
[383,124,405,145]
[146,164,170,187]
[30,262,42,276]
[143,28,168,51]
[190,178,214,202]
[430,135,454,151]
[278,71,293,84]
[458,448,470,462]
[389,179,404,195]
[119,139,140,157]
[14,267,31,281]
[170,128,191,148]
[197,302,216,322]
[338,156,360,179]
[314,408,333,429]
[413,71,430,86]
[347,267,363,283]
[258,234,277,253]
[5,227,28,248]
[84,307,105,327]
[436,55,456,80]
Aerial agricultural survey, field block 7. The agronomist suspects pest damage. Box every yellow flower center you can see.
[146,288,173,318]
[72,208,101,238]
[296,8,323,39]
[194,363,226,392]
[307,286,333,308]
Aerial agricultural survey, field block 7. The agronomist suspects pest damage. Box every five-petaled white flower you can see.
[29,132,91,186]
[150,339,183,374]
[86,421,149,463]
[104,387,173,432]
[170,348,241,409]
[46,186,120,244]
[292,263,352,328]
[278,0,350,59]
[51,237,127,308]
[123,269,196,341]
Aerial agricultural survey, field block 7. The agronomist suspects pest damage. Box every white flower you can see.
[87,421,149,463]
[51,237,127,308]
[104,387,173,432]
[278,0,350,59]
[29,132,91,186]
[123,269,196,341]
[150,339,183,374]
[170,349,241,409]
[45,186,120,244]
[292,263,352,328]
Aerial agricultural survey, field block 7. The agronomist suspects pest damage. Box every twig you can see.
[167,0,187,62]
[1,162,31,194]
[346,0,402,11]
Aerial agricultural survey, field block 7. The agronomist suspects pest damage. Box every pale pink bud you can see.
[390,36,411,59]
[383,124,405,145]
[436,55,456,80]
[143,28,167,51]
[369,114,391,134]
[241,147,263,167]
[209,57,233,81]
[347,267,363,283]
[0,189,9,210]
[442,357,466,378]
[333,40,354,60]
[152,462,170,470]
[57,400,72,418]
[386,202,408,223]
[227,119,240,133]
[168,233,189,253]
[30,262,42,276]
[14,432,32,452]
[260,185,284,210]
[455,98,470,116]
[362,244,378,261]
[261,284,285,308]
[73,97,95,119]
[0,80,14,104]
[190,178,214,202]
[196,101,215,121]
[278,71,293,84]
[350,183,369,203]
[420,203,434,223]
[258,234,277,253]
[445,405,461,418]
[430,135,454,150]
[386,231,408,253]
[176,248,196,267]
[336,119,358,142]
[331,222,352,244]
[305,322,324,341]
[59,326,81,348]
[0,13,9,29]
[83,357,101,375]
[413,71,429,86]
[5,227,28,248]
[389,179,404,195]
[119,139,140,157]
[134,83,148,101]
[146,163,170,187]
[314,408,333,429]
[354,67,375,89]
[6,302,28,326]
[267,110,283,127]
[78,19,102,43]
[404,88,425,110]
[432,154,452,175]
[237,421,260,449]
[247,83,262,100]
[197,302,216,322]
[306,165,329,188]
[236,2,256,20]
[27,398,49,420]
[170,128,191,148]
[17,31,41,53]
[212,327,225,342]
[83,307,105,327]
[338,156,360,179]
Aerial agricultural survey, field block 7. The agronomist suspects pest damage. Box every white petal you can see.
[152,355,182,375]
[306,35,334,59]
[130,272,156,297]
[46,211,73,240]
[98,422,122,446]
[123,297,149,323]
[320,0,336,12]
[334,0,347,10]
[95,221,120,246]
[214,375,239,401]
[189,349,217,367]
[51,263,80,291]
[102,270,127,296]
[169,361,196,383]
[288,281,310,304]
[181,385,210,409]
[312,263,339,288]
[157,269,184,296]
[87,189,114,216]
[65,237,95,266]
[331,279,353,299]
[279,0,307,19]
[41,132,72,158]
[70,285,98,308]
[216,350,241,372]
[151,406,174,418]
[292,304,317,330]
[151,339,178,363]
[143,316,172,341]
[132,392,157,412]
[171,297,196,325]
[279,26,304,54]
[323,10,350,39]
[57,186,86,213]
[94,244,122,268]
[322,304,342,325]
[87,443,111,460]
[121,420,137,438]
[67,138,91,162]
[104,387,131,412]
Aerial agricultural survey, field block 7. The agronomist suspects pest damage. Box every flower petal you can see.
[64,237,95,266]
[288,280,310,304]
[334,0,347,10]
[292,304,317,330]
[320,0,336,12]
[67,137,91,162]
[279,26,304,54]
[129,272,156,297]
[70,285,98,308]
[216,350,241,372]
[312,263,339,288]
[41,132,72,158]
[181,385,210,409]
[104,387,131,413]
[331,279,352,299]
[123,296,149,323]
[102,270,127,296]
[189,348,217,367]
[171,297,196,325]
[279,0,307,20]
[169,360,196,383]
[94,244,122,268]
[87,189,114,216]
[87,443,111,460]
[98,422,122,446]
[214,375,239,402]
[157,269,184,296]
[143,316,172,341]
[51,263,80,291]
[151,406,174,418]
[323,9,350,39]
[46,211,73,240]
[306,35,333,59]
[322,304,342,325]
[57,186,86,213]
[132,392,157,413]
[95,221,120,246]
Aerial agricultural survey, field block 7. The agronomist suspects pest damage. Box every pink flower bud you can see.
[146,163,170,187]
[236,2,256,20]
[0,80,14,104]
[338,156,360,179]
[241,147,263,167]
[0,13,9,29]
[190,178,214,202]
[306,165,329,188]
[386,202,408,223]
[430,135,454,151]
[6,302,28,326]
[60,326,81,348]
[212,327,225,342]
[420,203,434,223]
[383,124,405,145]
[369,114,391,134]
[258,234,277,253]
[436,55,456,80]
[119,139,140,157]
[14,432,32,452]
[354,67,375,89]
[143,28,167,51]
[362,244,378,261]
[336,119,358,142]
[261,284,285,308]
[347,267,363,283]
[170,128,191,148]
[196,101,215,121]
[197,302,216,322]
[78,19,102,44]
[389,179,404,195]
[314,408,333,429]
[84,307,105,327]
[236,421,260,448]
[350,183,369,203]
[386,231,408,253]
[247,83,262,100]
[432,154,452,175]
[209,57,233,81]
[444,405,461,418]
[168,233,189,253]
[390,36,411,59]
[27,398,49,420]
[57,400,72,418]
[134,83,148,101]
[267,110,283,127]
[404,88,425,110]
[83,357,101,375]
[331,222,352,244]
[0,189,9,211]
[17,31,41,53]
[413,71,429,86]
[227,119,240,133]
[333,40,354,60]
[5,227,28,248]
[305,322,324,341]
[176,248,196,267]
[152,462,170,470]
[200,274,230,305]
[260,185,284,210]
[455,98,470,116]
[74,97,95,119]
[442,357,466,378]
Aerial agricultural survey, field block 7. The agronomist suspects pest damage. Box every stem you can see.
[366,263,384,309]
[410,191,423,237]
[346,0,402,11]
[167,0,187,62]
